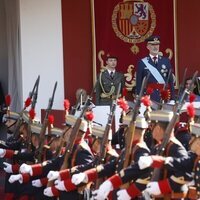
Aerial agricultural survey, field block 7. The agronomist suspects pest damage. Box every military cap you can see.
[122,115,148,129]
[106,53,118,60]
[145,35,160,45]
[4,111,20,121]
[50,127,63,137]
[65,114,88,132]
[149,110,173,122]
[30,123,43,135]
[190,123,200,137]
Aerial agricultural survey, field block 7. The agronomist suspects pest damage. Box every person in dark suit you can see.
[95,55,125,106]
[136,35,175,102]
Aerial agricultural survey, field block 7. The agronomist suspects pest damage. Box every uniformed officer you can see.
[95,55,125,106]
[136,35,175,102]
[70,115,149,199]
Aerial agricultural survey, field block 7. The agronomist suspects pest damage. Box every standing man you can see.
[96,55,125,106]
[136,35,175,102]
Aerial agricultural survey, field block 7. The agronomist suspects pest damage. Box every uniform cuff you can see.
[59,169,70,180]
[85,168,98,182]
[151,156,165,168]
[64,179,76,191]
[109,175,123,189]
[127,183,141,198]
[40,177,48,186]
[158,179,172,194]
[5,150,15,158]
[32,164,42,176]
[22,173,30,183]
[12,164,20,173]
[51,186,60,197]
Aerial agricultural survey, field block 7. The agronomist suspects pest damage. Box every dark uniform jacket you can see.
[136,55,174,102]
[96,69,125,106]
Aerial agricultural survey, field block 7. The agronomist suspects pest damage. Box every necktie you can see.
[153,56,157,64]
[110,71,114,79]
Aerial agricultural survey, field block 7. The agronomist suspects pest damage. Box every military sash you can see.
[142,57,165,84]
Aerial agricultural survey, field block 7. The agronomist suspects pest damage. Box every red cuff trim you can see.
[12,164,20,173]
[127,183,141,198]
[158,179,172,194]
[86,168,98,182]
[151,156,165,168]
[59,169,70,180]
[32,164,42,176]
[51,186,60,197]
[22,173,30,183]
[109,175,123,189]
[5,150,14,159]
[64,179,76,191]
[40,177,48,186]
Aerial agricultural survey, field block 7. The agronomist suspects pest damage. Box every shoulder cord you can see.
[99,71,115,97]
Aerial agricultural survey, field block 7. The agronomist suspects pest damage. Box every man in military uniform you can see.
[96,55,125,106]
[136,35,175,102]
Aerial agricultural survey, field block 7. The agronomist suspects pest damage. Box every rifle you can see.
[176,68,187,102]
[122,73,150,168]
[27,76,40,152]
[61,82,97,170]
[12,76,40,139]
[143,71,198,200]
[94,83,121,189]
[36,82,57,163]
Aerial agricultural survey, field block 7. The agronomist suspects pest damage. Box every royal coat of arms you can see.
[112,0,156,54]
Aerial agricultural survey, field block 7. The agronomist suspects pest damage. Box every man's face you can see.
[147,43,160,55]
[106,58,117,69]
[152,124,164,142]
[185,79,194,90]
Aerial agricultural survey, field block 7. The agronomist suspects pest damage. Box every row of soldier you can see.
[0,72,200,200]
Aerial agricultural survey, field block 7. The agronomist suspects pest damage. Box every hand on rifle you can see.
[47,170,60,181]
[116,189,131,200]
[0,148,6,158]
[55,180,66,191]
[32,179,42,187]
[3,162,13,173]
[43,186,59,197]
[145,181,161,196]
[71,172,88,185]
[20,163,33,175]
[9,174,23,184]
[92,180,113,200]
[138,155,172,169]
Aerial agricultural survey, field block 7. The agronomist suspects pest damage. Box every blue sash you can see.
[142,57,165,84]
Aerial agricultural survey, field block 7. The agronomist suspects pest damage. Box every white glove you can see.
[43,187,54,197]
[32,179,42,187]
[2,114,7,123]
[9,174,23,184]
[19,163,33,175]
[145,182,161,196]
[3,162,13,173]
[93,180,113,200]
[117,189,131,200]
[55,180,66,191]
[138,156,153,170]
[0,148,6,158]
[47,171,60,181]
[71,172,88,185]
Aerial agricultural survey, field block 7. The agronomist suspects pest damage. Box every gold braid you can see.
[99,71,115,98]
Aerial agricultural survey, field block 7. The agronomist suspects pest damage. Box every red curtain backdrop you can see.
[92,0,176,89]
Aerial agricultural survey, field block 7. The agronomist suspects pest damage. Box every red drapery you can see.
[92,0,177,90]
